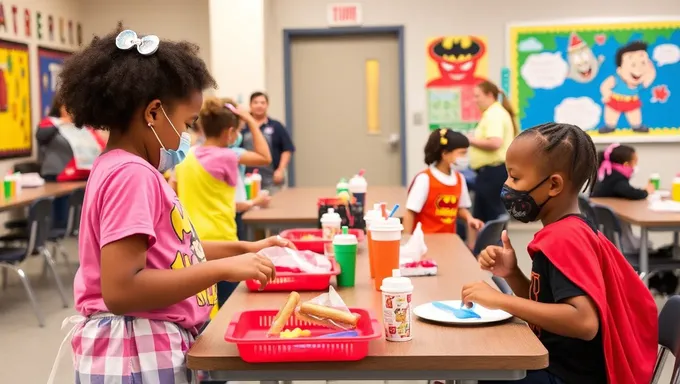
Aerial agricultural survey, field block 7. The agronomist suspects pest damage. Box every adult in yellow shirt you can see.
[468,80,518,222]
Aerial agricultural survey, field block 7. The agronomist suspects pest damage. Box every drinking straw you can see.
[388,204,400,218]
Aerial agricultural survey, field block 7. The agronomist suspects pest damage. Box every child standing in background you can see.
[591,143,654,253]
[467,123,656,384]
[404,129,484,237]
[51,26,290,383]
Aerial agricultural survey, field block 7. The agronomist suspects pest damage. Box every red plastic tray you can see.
[245,259,341,292]
[224,308,381,363]
[280,228,365,253]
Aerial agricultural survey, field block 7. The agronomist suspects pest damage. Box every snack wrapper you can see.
[295,286,357,330]
[399,222,428,262]
[259,246,332,273]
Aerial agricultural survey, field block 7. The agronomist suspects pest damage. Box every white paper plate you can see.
[414,300,513,325]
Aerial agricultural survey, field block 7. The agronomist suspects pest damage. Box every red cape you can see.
[527,216,657,384]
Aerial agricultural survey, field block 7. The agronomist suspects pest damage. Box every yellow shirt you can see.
[174,150,238,242]
[469,102,515,170]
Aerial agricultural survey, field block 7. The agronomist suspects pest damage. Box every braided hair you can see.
[518,123,598,193]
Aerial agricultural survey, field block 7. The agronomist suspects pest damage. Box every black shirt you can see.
[591,169,647,200]
[529,215,607,384]
[241,117,295,174]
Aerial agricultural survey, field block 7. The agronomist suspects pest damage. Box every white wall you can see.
[263,0,680,186]
[0,0,82,176]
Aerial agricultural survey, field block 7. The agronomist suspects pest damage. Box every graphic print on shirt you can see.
[169,202,217,307]
[434,194,459,224]
[529,271,541,336]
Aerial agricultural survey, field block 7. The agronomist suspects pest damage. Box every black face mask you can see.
[500,176,552,223]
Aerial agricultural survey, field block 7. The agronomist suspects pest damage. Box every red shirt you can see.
[407,169,462,233]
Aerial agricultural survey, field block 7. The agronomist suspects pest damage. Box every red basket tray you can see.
[224,308,381,363]
[280,228,365,253]
[245,259,341,292]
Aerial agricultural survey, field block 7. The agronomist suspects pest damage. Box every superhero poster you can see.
[425,35,489,132]
[38,47,71,119]
[508,19,680,143]
[0,40,31,159]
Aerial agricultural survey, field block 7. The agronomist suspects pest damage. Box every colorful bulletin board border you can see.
[37,47,71,119]
[426,35,489,132]
[0,39,31,159]
[507,17,680,143]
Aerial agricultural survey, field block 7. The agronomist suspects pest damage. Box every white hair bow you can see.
[115,29,159,55]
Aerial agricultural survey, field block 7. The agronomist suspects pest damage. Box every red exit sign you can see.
[327,3,363,27]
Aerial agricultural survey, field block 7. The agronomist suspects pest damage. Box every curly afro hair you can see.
[58,23,216,132]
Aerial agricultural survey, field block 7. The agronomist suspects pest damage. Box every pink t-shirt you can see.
[193,146,240,186]
[73,149,216,329]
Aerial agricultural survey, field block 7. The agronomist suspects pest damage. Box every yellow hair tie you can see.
[439,129,448,145]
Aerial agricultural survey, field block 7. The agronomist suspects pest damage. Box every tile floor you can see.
[0,226,674,383]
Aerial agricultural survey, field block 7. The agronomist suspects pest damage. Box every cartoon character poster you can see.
[0,40,31,159]
[38,47,70,119]
[426,36,489,132]
[508,19,680,143]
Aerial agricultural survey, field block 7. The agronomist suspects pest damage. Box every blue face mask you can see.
[152,106,191,173]
[229,132,243,148]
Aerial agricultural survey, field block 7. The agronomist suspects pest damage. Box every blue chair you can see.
[471,214,513,295]
[0,197,69,327]
[653,295,680,383]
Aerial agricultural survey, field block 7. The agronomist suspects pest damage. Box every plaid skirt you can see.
[49,314,198,384]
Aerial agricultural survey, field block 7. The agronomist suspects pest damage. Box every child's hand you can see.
[467,218,484,231]
[254,194,272,208]
[461,281,504,310]
[223,253,276,287]
[646,183,656,195]
[478,230,518,277]
[253,236,297,252]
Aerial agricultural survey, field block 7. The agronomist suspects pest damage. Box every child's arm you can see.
[612,179,648,200]
[403,210,416,234]
[240,111,272,164]
[202,236,295,260]
[101,235,275,315]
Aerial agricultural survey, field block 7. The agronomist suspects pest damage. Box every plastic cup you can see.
[370,217,403,291]
[381,269,413,342]
[364,204,383,279]
[333,227,358,287]
[3,179,11,200]
[650,173,661,191]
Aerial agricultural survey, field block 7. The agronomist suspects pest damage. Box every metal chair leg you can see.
[0,264,45,327]
[57,242,75,275]
[42,248,69,308]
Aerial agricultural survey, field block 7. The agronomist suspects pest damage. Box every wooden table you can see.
[242,186,407,237]
[590,197,680,281]
[187,234,548,381]
[0,181,86,212]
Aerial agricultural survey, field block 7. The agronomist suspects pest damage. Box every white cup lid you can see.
[333,233,358,245]
[369,217,403,232]
[381,269,413,292]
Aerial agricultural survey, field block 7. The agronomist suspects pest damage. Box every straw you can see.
[358,169,365,177]
[380,203,388,219]
[388,204,400,218]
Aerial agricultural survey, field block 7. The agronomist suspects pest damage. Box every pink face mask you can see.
[598,143,634,180]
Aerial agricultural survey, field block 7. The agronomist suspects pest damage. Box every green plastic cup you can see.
[333,226,358,287]
[3,179,11,200]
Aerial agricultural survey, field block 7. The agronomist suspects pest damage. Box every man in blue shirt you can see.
[241,91,296,193]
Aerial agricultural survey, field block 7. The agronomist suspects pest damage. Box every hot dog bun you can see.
[267,291,300,336]
[298,302,360,327]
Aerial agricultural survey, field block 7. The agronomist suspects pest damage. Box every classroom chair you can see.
[591,204,680,280]
[652,295,680,383]
[0,197,69,327]
[47,187,85,275]
[2,161,41,231]
[577,195,599,226]
[471,214,513,295]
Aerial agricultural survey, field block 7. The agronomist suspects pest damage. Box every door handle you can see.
[387,133,400,147]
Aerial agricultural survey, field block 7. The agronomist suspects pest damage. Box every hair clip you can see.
[439,129,448,145]
[115,29,159,56]
[225,103,237,113]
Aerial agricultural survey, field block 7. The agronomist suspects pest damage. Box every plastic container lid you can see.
[251,169,261,180]
[336,178,349,188]
[321,208,342,225]
[381,269,413,293]
[333,226,358,245]
[349,170,367,192]
[369,217,403,232]
[650,173,661,178]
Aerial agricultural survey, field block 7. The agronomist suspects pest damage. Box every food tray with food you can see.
[225,291,381,363]
[279,229,365,253]
[245,259,341,292]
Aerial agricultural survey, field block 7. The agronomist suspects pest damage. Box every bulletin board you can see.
[426,35,489,132]
[508,18,680,143]
[38,47,71,118]
[0,40,31,159]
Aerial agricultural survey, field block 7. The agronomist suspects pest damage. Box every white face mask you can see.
[451,156,470,171]
[633,165,639,176]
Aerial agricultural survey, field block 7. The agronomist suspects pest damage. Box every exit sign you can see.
[327,3,363,27]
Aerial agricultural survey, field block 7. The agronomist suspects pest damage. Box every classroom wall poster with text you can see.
[508,19,680,143]
[38,47,71,118]
[0,39,31,159]
[425,35,488,132]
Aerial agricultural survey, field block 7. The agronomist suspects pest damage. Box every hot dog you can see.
[297,302,360,328]
[267,291,300,336]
